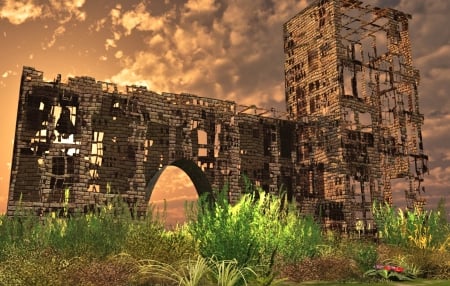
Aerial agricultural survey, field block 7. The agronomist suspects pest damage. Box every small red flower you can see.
[375,264,404,273]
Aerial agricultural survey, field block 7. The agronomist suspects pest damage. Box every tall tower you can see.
[284,0,428,228]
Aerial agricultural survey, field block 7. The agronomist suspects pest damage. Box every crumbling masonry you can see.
[7,0,428,231]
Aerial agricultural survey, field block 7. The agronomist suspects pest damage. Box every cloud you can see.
[105,38,117,50]
[114,50,123,59]
[0,0,87,25]
[110,4,122,26]
[184,0,220,16]
[104,0,310,112]
[417,44,450,66]
[90,17,107,33]
[1,0,86,51]
[422,114,450,141]
[0,0,43,25]
[97,2,173,55]
[43,25,66,49]
[47,0,87,23]
[2,71,11,78]
[109,64,155,90]
[120,2,168,35]
[426,166,450,188]
[1,70,17,79]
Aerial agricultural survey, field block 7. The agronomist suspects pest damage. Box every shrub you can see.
[278,212,322,263]
[187,182,323,282]
[405,248,450,279]
[372,202,450,251]
[134,255,256,286]
[124,221,197,263]
[187,189,259,267]
[343,240,378,272]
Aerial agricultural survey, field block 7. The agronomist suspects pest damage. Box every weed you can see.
[343,240,378,272]
[373,202,450,251]
[187,184,323,274]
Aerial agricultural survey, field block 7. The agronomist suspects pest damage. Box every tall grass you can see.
[0,196,135,258]
[1,186,449,285]
[373,201,450,251]
[372,200,450,279]
[186,184,323,276]
[187,189,260,267]
[0,196,198,285]
[135,255,256,286]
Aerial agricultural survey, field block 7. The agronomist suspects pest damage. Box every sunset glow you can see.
[149,166,198,228]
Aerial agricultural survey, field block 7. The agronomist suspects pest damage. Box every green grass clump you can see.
[135,255,258,286]
[186,185,323,283]
[373,200,450,251]
[0,184,449,285]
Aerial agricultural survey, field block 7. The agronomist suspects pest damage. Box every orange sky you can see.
[149,166,198,227]
[1,0,450,216]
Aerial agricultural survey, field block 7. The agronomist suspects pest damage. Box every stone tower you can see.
[284,0,428,228]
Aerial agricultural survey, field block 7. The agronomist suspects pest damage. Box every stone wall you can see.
[7,0,428,232]
[7,67,300,218]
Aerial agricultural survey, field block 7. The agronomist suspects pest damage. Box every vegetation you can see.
[0,183,449,285]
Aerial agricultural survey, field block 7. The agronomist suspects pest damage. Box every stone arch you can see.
[144,158,213,204]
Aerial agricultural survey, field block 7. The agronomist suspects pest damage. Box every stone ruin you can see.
[7,0,429,231]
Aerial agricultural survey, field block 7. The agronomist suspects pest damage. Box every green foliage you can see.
[405,248,450,279]
[364,258,418,282]
[370,202,450,280]
[0,196,133,259]
[0,212,42,253]
[135,255,257,286]
[209,257,256,286]
[2,187,450,285]
[187,188,259,266]
[187,181,323,283]
[124,221,197,263]
[343,240,378,272]
[136,256,210,286]
[372,202,450,250]
[45,212,129,258]
[387,256,422,278]
[278,212,322,263]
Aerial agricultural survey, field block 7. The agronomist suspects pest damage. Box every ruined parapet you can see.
[7,67,300,217]
[284,0,428,230]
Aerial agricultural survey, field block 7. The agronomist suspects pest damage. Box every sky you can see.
[0,0,449,217]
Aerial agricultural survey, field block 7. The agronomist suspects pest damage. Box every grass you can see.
[291,280,450,285]
[0,183,449,285]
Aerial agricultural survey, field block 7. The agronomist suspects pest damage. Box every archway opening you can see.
[149,166,199,228]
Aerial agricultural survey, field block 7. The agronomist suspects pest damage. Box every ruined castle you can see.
[7,0,428,230]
